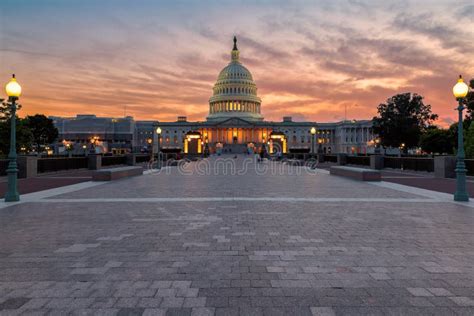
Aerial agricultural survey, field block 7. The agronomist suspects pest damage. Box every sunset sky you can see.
[1,0,473,126]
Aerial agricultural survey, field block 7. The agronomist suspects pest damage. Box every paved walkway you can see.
[1,156,474,315]
[3,161,474,199]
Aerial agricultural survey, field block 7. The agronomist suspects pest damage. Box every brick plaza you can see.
[1,157,473,315]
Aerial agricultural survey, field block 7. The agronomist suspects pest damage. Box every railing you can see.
[324,155,337,163]
[384,157,434,172]
[101,155,127,166]
[346,156,370,166]
[285,153,314,160]
[0,159,9,176]
[163,153,182,161]
[136,154,151,163]
[181,153,203,161]
[37,157,88,173]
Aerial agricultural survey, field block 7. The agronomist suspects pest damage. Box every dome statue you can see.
[207,36,263,122]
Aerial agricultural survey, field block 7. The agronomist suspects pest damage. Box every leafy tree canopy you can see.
[465,122,474,158]
[0,98,22,122]
[24,114,58,151]
[372,93,438,149]
[419,127,453,155]
[0,117,33,156]
[0,101,33,156]
[463,78,474,121]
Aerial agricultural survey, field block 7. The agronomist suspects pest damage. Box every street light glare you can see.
[5,74,22,98]
[156,127,162,134]
[453,75,469,99]
[310,127,316,135]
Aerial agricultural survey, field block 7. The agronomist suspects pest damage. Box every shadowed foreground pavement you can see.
[0,156,473,315]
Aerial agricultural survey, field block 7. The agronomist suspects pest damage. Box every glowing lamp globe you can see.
[5,74,21,98]
[453,75,469,99]
[156,127,162,134]
[310,127,316,135]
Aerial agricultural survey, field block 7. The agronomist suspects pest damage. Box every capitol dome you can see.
[207,36,263,122]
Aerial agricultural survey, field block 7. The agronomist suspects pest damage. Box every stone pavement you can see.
[0,156,474,315]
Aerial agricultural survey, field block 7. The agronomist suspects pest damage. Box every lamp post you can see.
[310,127,316,155]
[66,143,72,157]
[398,143,405,157]
[261,139,267,159]
[374,138,381,154]
[90,136,99,154]
[156,127,162,169]
[453,75,470,202]
[147,138,153,157]
[317,138,323,154]
[4,74,22,202]
[204,138,209,157]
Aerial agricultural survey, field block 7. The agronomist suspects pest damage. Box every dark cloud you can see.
[392,12,474,52]
[456,4,474,20]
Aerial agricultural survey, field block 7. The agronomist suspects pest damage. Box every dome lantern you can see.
[231,36,240,62]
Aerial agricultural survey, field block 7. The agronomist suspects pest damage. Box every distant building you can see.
[52,37,376,155]
[51,115,136,154]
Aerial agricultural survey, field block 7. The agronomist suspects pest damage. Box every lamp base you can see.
[454,192,469,202]
[4,167,19,202]
[4,192,20,202]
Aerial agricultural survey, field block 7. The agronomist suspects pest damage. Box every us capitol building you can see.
[52,37,375,155]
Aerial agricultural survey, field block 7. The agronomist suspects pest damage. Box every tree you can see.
[0,100,31,156]
[419,127,453,155]
[24,114,58,152]
[372,93,438,151]
[465,123,474,158]
[463,78,474,121]
[0,98,21,121]
[0,118,33,156]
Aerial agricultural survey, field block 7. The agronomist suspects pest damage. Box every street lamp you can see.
[317,138,323,154]
[374,138,381,154]
[453,75,470,202]
[399,143,405,157]
[90,136,99,154]
[310,127,316,154]
[4,74,22,202]
[156,127,162,169]
[65,143,72,157]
